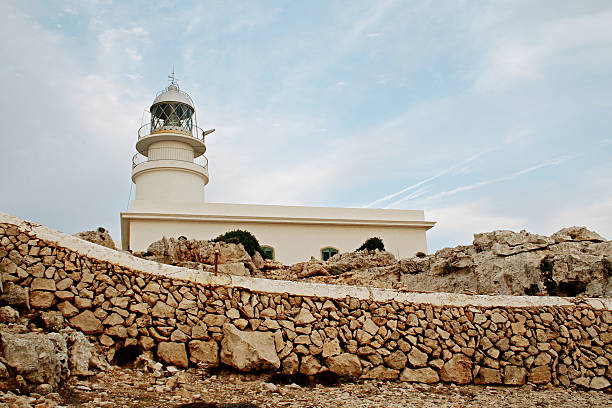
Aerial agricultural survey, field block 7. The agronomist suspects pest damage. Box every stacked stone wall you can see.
[0,213,610,390]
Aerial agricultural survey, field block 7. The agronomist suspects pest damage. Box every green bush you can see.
[212,229,271,259]
[357,237,385,252]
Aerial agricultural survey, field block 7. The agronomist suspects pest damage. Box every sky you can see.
[0,0,611,253]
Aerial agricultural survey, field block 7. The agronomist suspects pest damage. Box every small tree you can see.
[212,229,271,259]
[357,237,384,252]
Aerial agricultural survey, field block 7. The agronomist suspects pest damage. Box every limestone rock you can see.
[400,367,439,383]
[69,311,103,334]
[30,291,55,309]
[144,237,252,269]
[407,348,428,367]
[400,226,611,297]
[384,350,407,370]
[439,354,472,384]
[282,353,299,374]
[40,311,64,331]
[528,365,551,384]
[322,338,341,358]
[74,228,116,250]
[63,330,93,376]
[299,355,321,375]
[474,367,502,385]
[363,366,399,380]
[217,262,250,277]
[151,301,175,319]
[589,376,610,390]
[325,353,362,377]
[503,365,527,386]
[251,251,265,270]
[0,282,28,308]
[0,331,68,391]
[0,306,19,323]
[157,342,188,368]
[220,324,280,371]
[551,227,605,243]
[294,308,316,325]
[189,340,219,368]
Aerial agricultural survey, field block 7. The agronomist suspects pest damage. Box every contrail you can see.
[384,187,431,209]
[424,155,574,201]
[364,150,489,208]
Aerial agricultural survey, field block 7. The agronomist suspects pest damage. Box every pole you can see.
[214,249,219,275]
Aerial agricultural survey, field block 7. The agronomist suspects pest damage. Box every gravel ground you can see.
[16,367,606,408]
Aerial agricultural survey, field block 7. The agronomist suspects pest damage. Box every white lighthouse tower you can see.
[131,79,211,203]
[122,79,434,262]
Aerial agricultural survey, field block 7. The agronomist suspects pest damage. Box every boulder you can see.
[30,291,55,309]
[363,366,399,380]
[0,331,68,391]
[69,311,103,334]
[384,350,407,370]
[281,353,299,374]
[325,353,362,377]
[0,282,28,308]
[322,339,341,358]
[528,365,551,384]
[400,367,439,383]
[251,252,265,270]
[157,342,188,368]
[41,311,65,331]
[474,367,502,384]
[400,226,611,297]
[589,376,610,390]
[0,306,19,323]
[64,330,93,376]
[439,354,472,384]
[299,355,321,375]
[407,348,428,367]
[74,228,116,250]
[220,324,280,372]
[294,308,316,325]
[217,262,250,276]
[503,365,527,385]
[189,340,219,368]
[145,237,252,267]
[551,227,605,243]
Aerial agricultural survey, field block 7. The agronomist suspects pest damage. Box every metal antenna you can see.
[168,65,177,85]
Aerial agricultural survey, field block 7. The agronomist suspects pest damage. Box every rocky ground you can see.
[1,366,610,408]
[131,226,612,298]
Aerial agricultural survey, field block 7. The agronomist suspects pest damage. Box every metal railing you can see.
[132,152,209,170]
[138,123,207,142]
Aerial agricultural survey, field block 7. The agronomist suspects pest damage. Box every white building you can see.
[121,82,435,264]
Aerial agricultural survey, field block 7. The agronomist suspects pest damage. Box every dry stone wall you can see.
[0,211,611,390]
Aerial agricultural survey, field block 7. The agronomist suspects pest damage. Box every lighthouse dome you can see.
[151,83,194,109]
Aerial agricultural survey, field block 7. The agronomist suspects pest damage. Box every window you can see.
[261,246,275,260]
[321,247,339,261]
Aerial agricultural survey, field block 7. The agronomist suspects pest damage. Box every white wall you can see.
[122,201,434,264]
[133,165,206,203]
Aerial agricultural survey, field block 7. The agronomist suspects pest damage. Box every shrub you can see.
[415,251,426,258]
[357,237,385,252]
[212,229,271,259]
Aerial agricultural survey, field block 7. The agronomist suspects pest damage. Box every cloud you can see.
[475,9,612,91]
[1,1,611,257]
[427,200,525,251]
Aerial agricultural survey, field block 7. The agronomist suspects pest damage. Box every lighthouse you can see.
[122,79,434,262]
[131,80,211,203]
